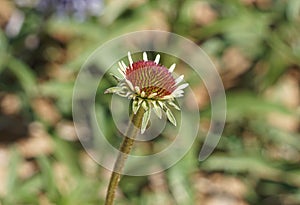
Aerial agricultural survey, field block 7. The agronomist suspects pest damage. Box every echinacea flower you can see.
[105,52,189,134]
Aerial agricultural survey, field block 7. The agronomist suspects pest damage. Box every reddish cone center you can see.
[126,61,176,98]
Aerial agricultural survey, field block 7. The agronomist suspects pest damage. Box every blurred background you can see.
[0,0,300,204]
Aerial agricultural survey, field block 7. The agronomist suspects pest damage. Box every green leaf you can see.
[39,81,73,98]
[7,148,20,196]
[201,155,300,187]
[101,0,133,25]
[46,18,106,40]
[39,80,74,114]
[37,156,59,200]
[7,56,37,96]
[15,175,42,203]
[287,0,300,21]
[53,137,81,177]
[224,91,296,121]
[0,30,8,73]
[250,120,300,150]
[167,149,197,205]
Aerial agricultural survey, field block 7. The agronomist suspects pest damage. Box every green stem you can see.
[105,107,145,205]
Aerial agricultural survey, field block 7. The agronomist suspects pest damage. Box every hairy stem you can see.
[104,107,145,205]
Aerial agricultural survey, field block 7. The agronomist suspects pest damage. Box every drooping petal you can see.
[168,101,180,110]
[152,101,162,119]
[166,107,177,126]
[141,109,151,134]
[142,100,148,110]
[157,100,164,108]
[104,86,122,94]
[132,100,140,114]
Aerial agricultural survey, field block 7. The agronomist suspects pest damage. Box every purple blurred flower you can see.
[37,0,104,20]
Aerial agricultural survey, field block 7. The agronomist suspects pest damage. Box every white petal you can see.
[142,100,148,110]
[148,92,157,98]
[125,79,134,91]
[128,51,133,67]
[174,83,189,92]
[124,92,133,98]
[158,101,164,108]
[104,86,122,94]
[162,95,174,100]
[138,98,143,106]
[169,63,176,73]
[141,91,146,98]
[173,93,183,98]
[110,73,121,82]
[135,86,141,94]
[118,68,125,77]
[141,109,151,134]
[166,107,177,126]
[128,94,134,99]
[172,90,184,97]
[143,52,148,61]
[173,89,184,94]
[121,61,127,70]
[119,82,126,87]
[118,61,125,71]
[132,100,140,114]
[168,101,180,110]
[175,75,184,85]
[152,101,162,119]
[154,54,160,64]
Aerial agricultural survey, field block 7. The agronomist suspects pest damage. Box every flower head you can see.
[105,52,189,133]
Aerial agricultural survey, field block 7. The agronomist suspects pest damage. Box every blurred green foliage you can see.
[0,0,299,204]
